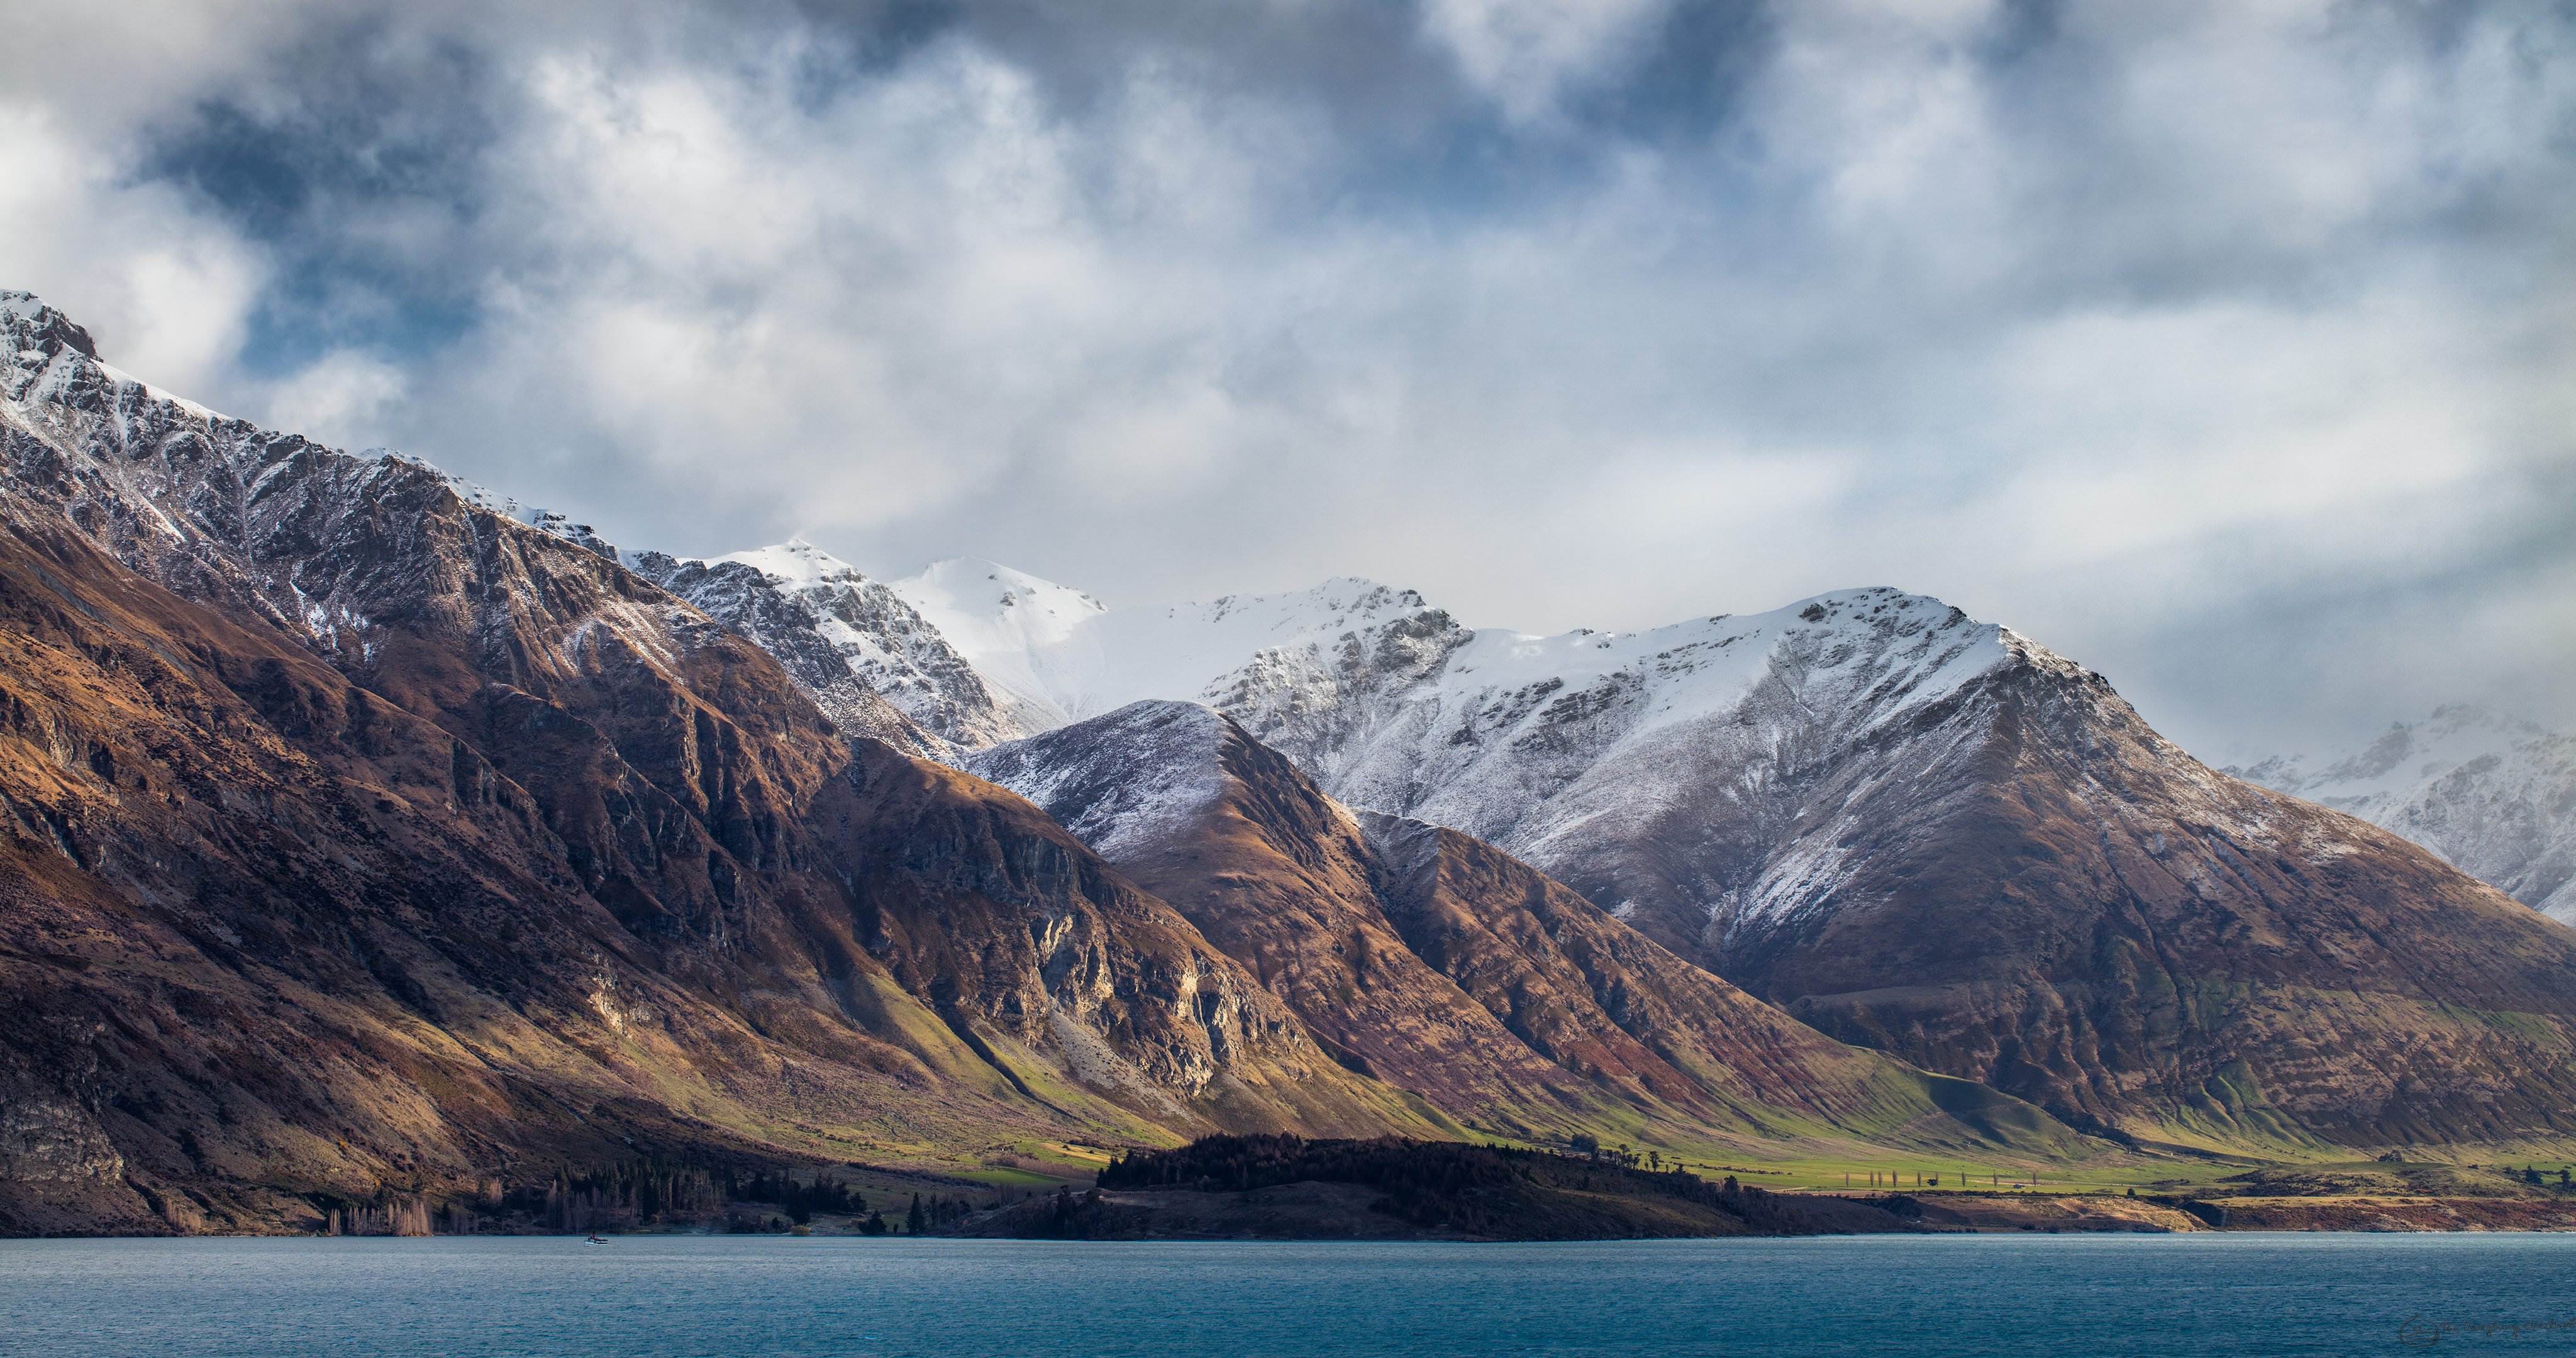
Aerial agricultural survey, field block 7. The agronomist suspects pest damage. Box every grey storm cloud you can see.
[1,0,2572,761]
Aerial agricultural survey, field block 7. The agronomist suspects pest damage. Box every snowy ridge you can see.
[886,568,1455,733]
[718,539,868,589]
[2234,706,2576,921]
[353,448,626,562]
[631,541,1024,751]
[1377,592,2064,943]
[0,289,759,722]
[965,700,1232,863]
[697,538,2124,952]
[884,557,1109,729]
[1319,589,2012,822]
[761,546,2102,956]
[2236,705,2548,819]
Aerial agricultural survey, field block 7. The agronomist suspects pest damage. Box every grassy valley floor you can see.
[923,1144,2576,1242]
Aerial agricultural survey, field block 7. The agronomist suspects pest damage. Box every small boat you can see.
[586,1235,607,1245]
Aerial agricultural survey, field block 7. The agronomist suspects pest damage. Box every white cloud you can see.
[1418,0,1674,124]
[257,349,410,453]
[0,104,267,399]
[2,0,2570,758]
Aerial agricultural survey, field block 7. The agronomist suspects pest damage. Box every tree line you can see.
[303,1157,987,1236]
[1096,1134,1918,1239]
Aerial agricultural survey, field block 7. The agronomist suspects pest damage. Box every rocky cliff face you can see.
[1189,588,2576,1152]
[0,292,1419,1233]
[2235,707,2576,923]
[808,554,2576,1152]
[628,541,1031,756]
[970,700,2090,1156]
[1684,646,2576,1151]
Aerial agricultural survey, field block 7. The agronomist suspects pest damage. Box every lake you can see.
[0,1233,2565,1356]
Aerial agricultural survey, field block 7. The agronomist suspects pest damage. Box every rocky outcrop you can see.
[0,292,1423,1233]
[971,700,2090,1156]
[628,542,1019,756]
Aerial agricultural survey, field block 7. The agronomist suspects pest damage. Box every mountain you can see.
[623,541,1002,758]
[11,274,2575,1241]
[675,555,1458,756]
[0,291,1439,1233]
[887,557,1113,732]
[2232,707,2576,923]
[698,549,2576,1153]
[965,700,2086,1157]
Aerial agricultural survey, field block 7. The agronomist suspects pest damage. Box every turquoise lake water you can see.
[2,1233,2569,1356]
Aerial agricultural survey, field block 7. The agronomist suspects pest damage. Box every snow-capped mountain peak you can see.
[714,538,867,588]
[2233,705,2574,921]
[2236,705,2548,812]
[4,290,214,422]
[892,556,1106,658]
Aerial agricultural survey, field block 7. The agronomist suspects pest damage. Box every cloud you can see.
[1419,0,1677,123]
[1,0,2570,758]
[260,349,410,454]
[0,103,266,397]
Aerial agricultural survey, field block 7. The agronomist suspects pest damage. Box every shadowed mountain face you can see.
[0,295,1422,1234]
[1699,650,2576,1152]
[917,560,2576,1153]
[969,700,2088,1157]
[625,543,1016,761]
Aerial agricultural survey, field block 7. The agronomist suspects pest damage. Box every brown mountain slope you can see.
[0,295,1431,1234]
[1150,570,2576,1154]
[0,503,1436,1235]
[969,700,2090,1157]
[1702,643,2576,1152]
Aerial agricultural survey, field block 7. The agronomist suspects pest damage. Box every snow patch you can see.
[2236,706,2576,920]
[967,701,1233,864]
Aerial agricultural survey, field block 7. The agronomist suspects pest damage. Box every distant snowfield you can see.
[886,563,1428,728]
[880,556,2011,749]
[697,539,2121,947]
[667,531,2576,936]
[2231,707,2576,922]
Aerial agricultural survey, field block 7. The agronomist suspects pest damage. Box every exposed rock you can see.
[629,542,1019,757]
[0,291,1423,1232]
[907,561,2576,1152]
[970,700,2091,1156]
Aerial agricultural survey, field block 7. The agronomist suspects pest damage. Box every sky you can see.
[1,0,2570,761]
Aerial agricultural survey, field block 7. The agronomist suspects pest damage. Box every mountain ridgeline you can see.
[966,700,2079,1156]
[0,292,1428,1234]
[1,289,2573,1235]
[655,467,2576,1156]
[2231,706,2576,924]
